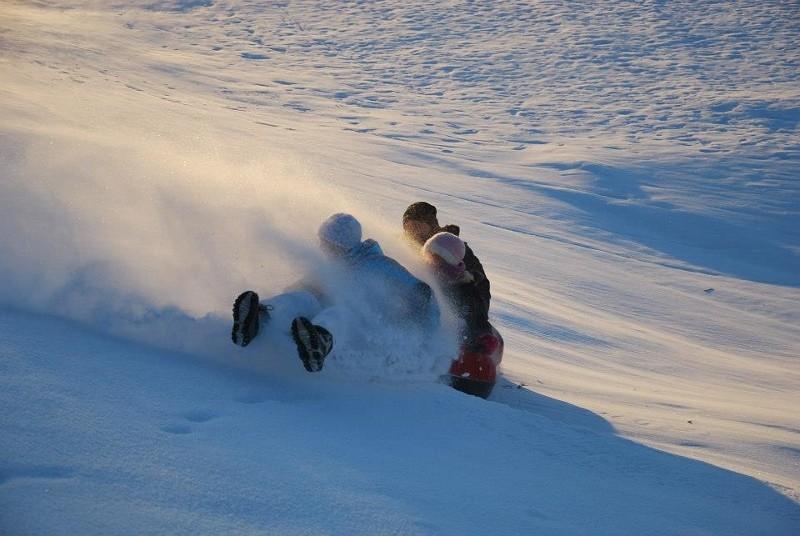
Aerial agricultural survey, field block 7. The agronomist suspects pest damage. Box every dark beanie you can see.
[402,202,438,225]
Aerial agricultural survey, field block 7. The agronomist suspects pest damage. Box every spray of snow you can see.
[0,101,456,379]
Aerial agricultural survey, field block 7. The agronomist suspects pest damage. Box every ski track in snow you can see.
[1,0,799,533]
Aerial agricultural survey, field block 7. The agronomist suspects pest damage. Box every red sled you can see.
[448,326,504,399]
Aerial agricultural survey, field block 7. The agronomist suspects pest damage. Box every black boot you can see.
[232,290,270,347]
[291,317,333,372]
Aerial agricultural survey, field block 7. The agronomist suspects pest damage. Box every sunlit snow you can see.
[1,1,798,534]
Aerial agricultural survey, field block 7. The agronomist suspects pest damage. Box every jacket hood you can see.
[344,238,383,264]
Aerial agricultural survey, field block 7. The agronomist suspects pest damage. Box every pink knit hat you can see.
[422,232,466,280]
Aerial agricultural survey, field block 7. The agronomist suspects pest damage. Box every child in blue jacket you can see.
[232,213,439,373]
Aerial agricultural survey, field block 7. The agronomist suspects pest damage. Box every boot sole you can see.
[292,317,321,372]
[232,291,260,347]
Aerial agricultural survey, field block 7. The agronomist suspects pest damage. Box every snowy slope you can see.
[1,0,799,533]
[2,310,799,535]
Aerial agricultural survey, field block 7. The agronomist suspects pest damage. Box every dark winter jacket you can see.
[440,269,492,346]
[440,224,491,313]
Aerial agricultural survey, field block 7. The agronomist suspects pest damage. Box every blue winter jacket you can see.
[340,239,440,331]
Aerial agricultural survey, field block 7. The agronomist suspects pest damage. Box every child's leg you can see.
[264,291,323,333]
[239,290,323,358]
[310,305,351,351]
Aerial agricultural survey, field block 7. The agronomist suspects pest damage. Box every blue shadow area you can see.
[492,376,615,434]
[2,309,799,534]
[537,170,800,286]
[470,158,799,287]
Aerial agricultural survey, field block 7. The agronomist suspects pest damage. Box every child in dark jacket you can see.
[402,202,491,313]
[421,232,503,399]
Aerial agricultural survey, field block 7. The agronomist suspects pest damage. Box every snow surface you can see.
[1,0,799,534]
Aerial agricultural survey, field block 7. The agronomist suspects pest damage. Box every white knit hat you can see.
[422,232,466,267]
[318,213,362,252]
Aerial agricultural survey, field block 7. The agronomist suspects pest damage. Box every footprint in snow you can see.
[181,409,218,423]
[234,393,268,404]
[241,52,268,60]
[0,464,74,485]
[160,410,218,435]
[161,424,192,435]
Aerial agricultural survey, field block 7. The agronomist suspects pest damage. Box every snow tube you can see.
[449,327,504,399]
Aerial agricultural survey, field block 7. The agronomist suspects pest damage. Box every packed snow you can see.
[1,1,798,534]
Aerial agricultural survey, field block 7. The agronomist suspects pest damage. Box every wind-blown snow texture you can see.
[1,1,799,534]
